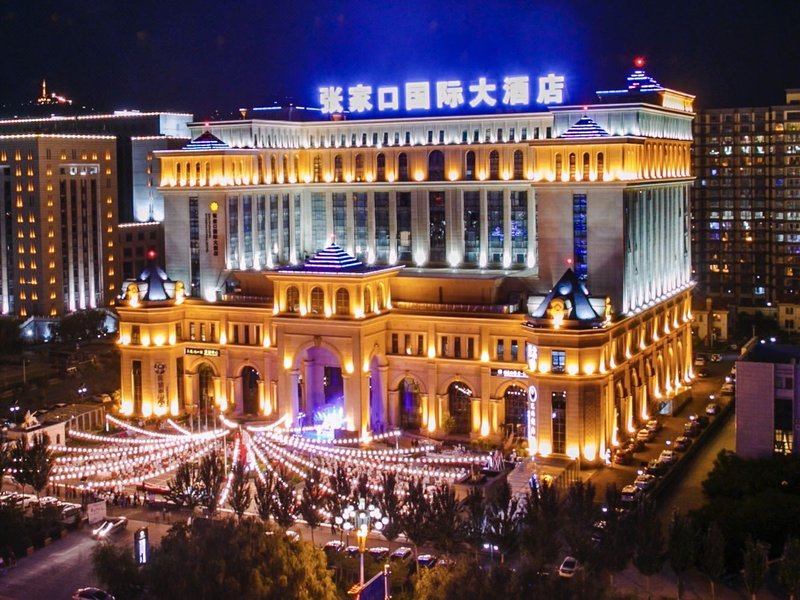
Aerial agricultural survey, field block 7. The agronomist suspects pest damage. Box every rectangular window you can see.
[496,339,505,360]
[175,323,182,341]
[464,191,480,264]
[404,334,411,355]
[418,334,424,356]
[210,323,216,342]
[467,337,475,359]
[176,357,184,406]
[131,326,141,345]
[551,350,566,373]
[132,361,142,410]
[573,194,588,281]
[391,333,398,354]
[189,197,199,294]
[441,336,449,357]
[233,325,240,345]
[454,337,462,358]
[200,323,206,342]
[510,340,519,362]
[551,391,567,454]
[189,322,196,341]
[397,193,412,261]
[228,196,239,265]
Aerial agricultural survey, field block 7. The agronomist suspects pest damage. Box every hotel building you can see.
[0,134,118,317]
[117,67,696,464]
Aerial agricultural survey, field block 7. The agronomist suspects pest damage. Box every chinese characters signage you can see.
[319,74,566,115]
[185,347,220,357]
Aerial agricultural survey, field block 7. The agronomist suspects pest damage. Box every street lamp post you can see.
[336,497,388,588]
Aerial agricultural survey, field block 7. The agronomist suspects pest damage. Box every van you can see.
[694,356,707,367]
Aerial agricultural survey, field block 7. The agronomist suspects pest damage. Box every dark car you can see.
[683,421,701,438]
[624,438,646,453]
[368,547,390,561]
[689,414,709,428]
[72,589,115,600]
[613,449,633,465]
[644,459,669,476]
[674,436,692,451]
[417,554,437,569]
[697,368,710,378]
[324,540,345,557]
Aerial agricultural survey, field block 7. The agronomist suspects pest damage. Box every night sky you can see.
[2,0,799,118]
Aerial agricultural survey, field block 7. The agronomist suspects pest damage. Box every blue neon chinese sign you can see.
[319,74,566,115]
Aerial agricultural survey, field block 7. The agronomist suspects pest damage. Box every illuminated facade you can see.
[0,134,119,317]
[118,67,696,465]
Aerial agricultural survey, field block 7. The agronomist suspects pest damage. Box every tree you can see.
[376,471,402,542]
[400,477,431,571]
[742,535,769,600]
[198,450,225,515]
[668,509,697,600]
[562,480,597,567]
[599,484,633,587]
[165,461,203,509]
[0,317,22,355]
[484,481,522,564]
[91,542,144,600]
[428,483,463,558]
[327,463,351,537]
[519,479,561,569]
[12,433,55,498]
[780,536,800,600]
[461,486,485,563]
[254,469,279,524]
[698,521,726,600]
[298,467,326,544]
[228,463,251,521]
[412,560,494,600]
[272,467,297,529]
[632,500,666,599]
[142,518,338,600]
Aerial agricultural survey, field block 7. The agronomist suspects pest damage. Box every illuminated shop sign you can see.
[185,347,220,357]
[491,368,529,379]
[527,385,538,452]
[135,527,149,565]
[319,74,566,114]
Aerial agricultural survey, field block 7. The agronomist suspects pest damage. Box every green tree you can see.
[272,467,297,529]
[412,560,493,600]
[91,542,144,600]
[698,521,726,600]
[0,317,22,355]
[298,467,325,544]
[12,433,55,498]
[327,463,351,537]
[461,486,485,563]
[632,500,666,600]
[428,482,463,558]
[165,461,203,509]
[484,481,522,564]
[376,470,402,542]
[742,535,769,600]
[562,480,597,567]
[599,484,633,587]
[254,469,278,524]
[143,518,338,600]
[228,463,251,521]
[668,509,697,600]
[400,477,431,572]
[198,450,225,515]
[780,535,800,600]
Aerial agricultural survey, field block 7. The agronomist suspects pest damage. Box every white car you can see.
[559,556,579,578]
[706,402,720,415]
[634,473,657,491]
[636,428,654,442]
[659,449,677,464]
[390,546,412,561]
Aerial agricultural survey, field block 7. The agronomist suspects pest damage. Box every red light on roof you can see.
[634,56,645,68]
[147,250,156,260]
[566,258,573,265]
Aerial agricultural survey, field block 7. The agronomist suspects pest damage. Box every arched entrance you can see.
[398,377,422,430]
[241,366,260,415]
[197,363,215,414]
[300,345,345,430]
[503,384,527,437]
[368,355,386,432]
[448,381,473,435]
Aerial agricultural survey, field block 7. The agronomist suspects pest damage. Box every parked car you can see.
[694,356,707,367]
[72,589,115,600]
[390,546,412,561]
[621,484,641,504]
[613,448,633,465]
[634,473,657,491]
[636,428,655,442]
[368,547,390,560]
[323,540,345,557]
[710,353,722,362]
[645,419,662,433]
[91,516,128,539]
[417,554,438,569]
[706,402,720,415]
[721,383,735,395]
[644,459,669,477]
[674,436,692,451]
[345,545,360,557]
[624,437,646,453]
[558,556,579,578]
[683,421,701,438]
[689,414,709,428]
[659,449,677,465]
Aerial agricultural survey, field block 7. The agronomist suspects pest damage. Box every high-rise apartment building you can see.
[0,134,119,317]
[692,89,800,308]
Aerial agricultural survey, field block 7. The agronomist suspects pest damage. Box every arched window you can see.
[176,162,181,180]
[489,150,500,180]
[554,154,562,180]
[582,152,590,180]
[313,155,322,182]
[504,385,527,437]
[205,162,211,184]
[355,154,364,182]
[286,286,299,313]
[448,381,473,434]
[398,153,409,181]
[186,163,191,180]
[334,155,343,182]
[195,162,201,184]
[428,150,445,181]
[293,155,299,180]
[335,288,349,315]
[257,157,264,183]
[568,153,576,181]
[399,377,422,430]
[376,153,386,182]
[363,288,372,314]
[597,152,604,179]
[377,284,385,309]
[310,287,324,314]
[465,151,476,181]
[282,155,288,180]
[513,150,524,179]
[270,155,277,183]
